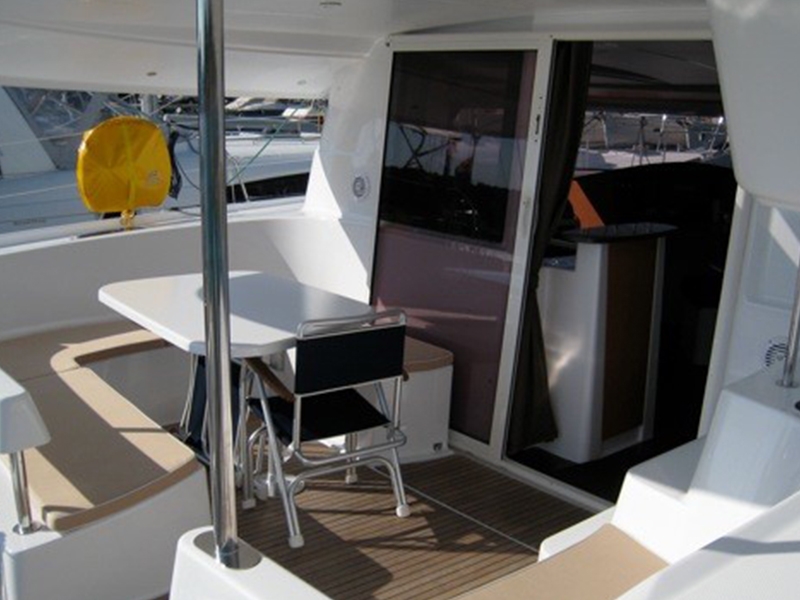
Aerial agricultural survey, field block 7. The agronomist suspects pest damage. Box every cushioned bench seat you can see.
[0,322,201,532]
[456,525,667,600]
[403,336,454,373]
[0,321,155,382]
[22,368,200,531]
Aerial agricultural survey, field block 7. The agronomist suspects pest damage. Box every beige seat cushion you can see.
[457,525,667,600]
[404,337,454,373]
[0,322,200,532]
[0,321,147,382]
[49,327,167,372]
[22,368,200,532]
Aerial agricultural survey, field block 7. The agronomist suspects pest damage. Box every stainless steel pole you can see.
[140,94,158,118]
[197,0,240,566]
[781,266,800,387]
[10,452,34,534]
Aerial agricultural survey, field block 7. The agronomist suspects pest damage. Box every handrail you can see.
[296,308,406,339]
[780,265,800,387]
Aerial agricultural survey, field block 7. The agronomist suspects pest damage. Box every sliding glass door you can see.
[372,49,540,443]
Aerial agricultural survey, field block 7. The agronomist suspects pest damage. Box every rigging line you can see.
[7,95,312,151]
[107,95,192,120]
[172,135,251,194]
[0,182,77,201]
[175,151,202,192]
[172,205,203,217]
[182,107,313,190]
[1,97,194,150]
[0,131,85,148]
[224,114,295,184]
[1,126,115,151]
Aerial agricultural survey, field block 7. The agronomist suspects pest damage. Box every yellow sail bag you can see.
[76,116,171,216]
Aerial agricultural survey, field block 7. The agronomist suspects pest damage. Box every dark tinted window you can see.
[380,52,528,244]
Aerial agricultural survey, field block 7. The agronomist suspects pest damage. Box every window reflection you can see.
[380,52,527,244]
[374,50,535,442]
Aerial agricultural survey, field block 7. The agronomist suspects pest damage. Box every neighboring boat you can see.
[0,1,799,599]
[575,112,729,174]
[0,88,319,234]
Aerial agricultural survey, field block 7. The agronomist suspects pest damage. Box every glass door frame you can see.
[385,33,555,468]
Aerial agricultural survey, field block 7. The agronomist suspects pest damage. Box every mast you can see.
[197,0,240,566]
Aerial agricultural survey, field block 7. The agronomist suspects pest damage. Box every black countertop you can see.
[561,222,677,244]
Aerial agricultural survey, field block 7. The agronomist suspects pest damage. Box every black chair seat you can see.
[248,390,390,445]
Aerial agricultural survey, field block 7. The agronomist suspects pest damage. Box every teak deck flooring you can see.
[237,454,591,599]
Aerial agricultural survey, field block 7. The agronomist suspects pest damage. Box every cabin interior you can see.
[516,40,734,500]
[371,38,734,502]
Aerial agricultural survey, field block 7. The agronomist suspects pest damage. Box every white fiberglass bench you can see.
[512,367,800,600]
[399,336,453,462]
[0,321,210,600]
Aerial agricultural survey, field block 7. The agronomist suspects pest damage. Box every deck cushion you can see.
[456,525,667,600]
[22,368,200,532]
[0,321,147,382]
[49,327,168,372]
[403,337,453,373]
[0,321,200,532]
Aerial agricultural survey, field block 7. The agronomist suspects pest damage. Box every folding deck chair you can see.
[243,309,410,548]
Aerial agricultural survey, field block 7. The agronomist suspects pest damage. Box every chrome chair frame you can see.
[243,309,410,548]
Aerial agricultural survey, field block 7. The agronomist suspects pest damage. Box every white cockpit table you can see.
[99,270,373,507]
[99,271,372,358]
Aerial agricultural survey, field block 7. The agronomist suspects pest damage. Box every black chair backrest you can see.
[294,321,405,396]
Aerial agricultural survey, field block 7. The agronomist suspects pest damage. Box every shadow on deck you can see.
[237,454,591,599]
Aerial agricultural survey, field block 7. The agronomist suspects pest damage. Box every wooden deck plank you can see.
[237,453,591,599]
[399,456,590,546]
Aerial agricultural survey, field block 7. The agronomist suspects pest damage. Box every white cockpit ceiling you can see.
[0,0,708,95]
